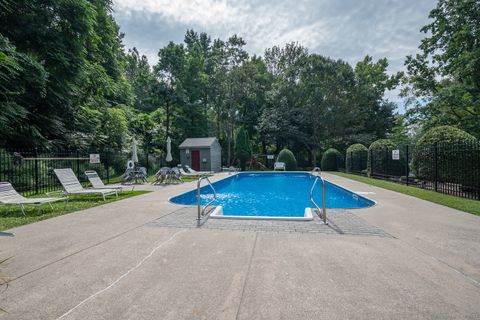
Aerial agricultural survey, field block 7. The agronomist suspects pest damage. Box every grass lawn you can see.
[0,190,150,231]
[107,174,208,185]
[331,172,480,216]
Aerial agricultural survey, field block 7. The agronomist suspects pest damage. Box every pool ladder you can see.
[197,176,217,226]
[310,174,327,224]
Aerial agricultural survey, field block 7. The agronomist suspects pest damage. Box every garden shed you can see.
[179,137,222,172]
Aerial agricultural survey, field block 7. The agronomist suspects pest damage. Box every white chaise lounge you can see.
[274,162,286,171]
[0,182,66,216]
[85,170,125,192]
[185,165,212,175]
[54,169,118,201]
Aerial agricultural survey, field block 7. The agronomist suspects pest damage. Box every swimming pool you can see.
[170,172,375,220]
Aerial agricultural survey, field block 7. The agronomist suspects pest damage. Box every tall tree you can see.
[234,126,251,170]
[154,42,186,143]
[353,56,400,143]
[125,48,155,112]
[403,0,480,138]
[0,0,97,147]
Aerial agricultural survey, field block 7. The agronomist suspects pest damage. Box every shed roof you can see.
[179,137,218,148]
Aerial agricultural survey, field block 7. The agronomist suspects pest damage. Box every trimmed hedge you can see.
[321,148,343,171]
[345,143,368,172]
[412,126,478,182]
[367,139,404,176]
[277,148,297,171]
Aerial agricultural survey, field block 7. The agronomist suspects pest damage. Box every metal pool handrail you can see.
[197,176,217,225]
[310,174,327,224]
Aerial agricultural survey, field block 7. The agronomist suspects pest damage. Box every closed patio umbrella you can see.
[166,136,173,162]
[131,137,139,163]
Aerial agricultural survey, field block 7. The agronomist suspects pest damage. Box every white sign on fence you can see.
[267,155,275,160]
[392,149,400,160]
[89,154,100,164]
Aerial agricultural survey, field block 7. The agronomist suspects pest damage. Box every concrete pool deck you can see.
[0,172,479,319]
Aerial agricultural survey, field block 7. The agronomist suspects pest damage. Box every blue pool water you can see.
[170,172,375,217]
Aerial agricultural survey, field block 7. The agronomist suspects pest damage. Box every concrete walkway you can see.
[0,173,479,319]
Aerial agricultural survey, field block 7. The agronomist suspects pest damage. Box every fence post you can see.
[434,142,438,192]
[385,146,389,177]
[105,150,110,184]
[369,149,373,177]
[34,148,39,195]
[146,148,150,175]
[76,150,80,180]
[405,145,409,186]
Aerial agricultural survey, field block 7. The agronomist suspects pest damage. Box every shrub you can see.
[277,148,297,171]
[367,139,405,176]
[234,127,251,170]
[345,143,368,172]
[321,148,343,171]
[412,126,478,183]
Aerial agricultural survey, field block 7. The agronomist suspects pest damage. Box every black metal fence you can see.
[0,149,164,196]
[345,141,480,200]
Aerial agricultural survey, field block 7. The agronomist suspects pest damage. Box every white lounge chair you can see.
[54,169,118,201]
[178,167,197,176]
[0,182,66,216]
[274,162,286,171]
[85,170,125,192]
[185,165,212,175]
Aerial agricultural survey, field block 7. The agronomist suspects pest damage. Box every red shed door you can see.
[191,150,200,171]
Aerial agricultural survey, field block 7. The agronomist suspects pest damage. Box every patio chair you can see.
[123,160,136,183]
[152,167,170,185]
[0,182,66,216]
[85,170,125,192]
[137,167,148,183]
[170,167,183,183]
[274,162,286,171]
[54,169,118,201]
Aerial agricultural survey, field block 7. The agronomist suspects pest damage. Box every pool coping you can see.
[209,206,314,221]
[168,171,378,218]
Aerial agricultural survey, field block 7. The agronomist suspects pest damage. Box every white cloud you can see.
[116,0,240,27]
[114,0,330,56]
[113,0,438,107]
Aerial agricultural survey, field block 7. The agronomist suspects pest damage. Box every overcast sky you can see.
[112,0,437,109]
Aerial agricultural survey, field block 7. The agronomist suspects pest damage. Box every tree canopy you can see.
[1,0,476,168]
[403,0,480,138]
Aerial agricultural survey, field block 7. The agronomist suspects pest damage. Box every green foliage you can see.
[388,115,413,146]
[0,35,48,146]
[403,0,480,138]
[367,139,401,176]
[412,126,478,182]
[415,126,476,145]
[347,143,368,153]
[234,127,251,170]
[369,139,397,150]
[0,4,412,171]
[321,148,343,171]
[353,56,401,139]
[277,148,297,171]
[345,144,368,172]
